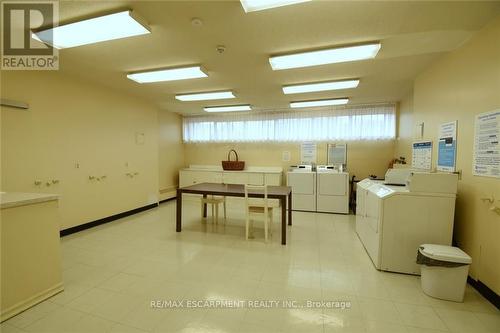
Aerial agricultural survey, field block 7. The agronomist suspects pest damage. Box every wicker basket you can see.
[222,149,245,171]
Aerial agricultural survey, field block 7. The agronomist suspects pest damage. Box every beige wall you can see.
[395,91,414,161]
[395,17,500,293]
[1,71,180,230]
[184,140,395,181]
[158,110,184,199]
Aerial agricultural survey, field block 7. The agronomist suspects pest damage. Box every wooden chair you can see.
[200,195,226,224]
[244,184,273,241]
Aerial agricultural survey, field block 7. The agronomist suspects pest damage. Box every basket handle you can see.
[227,149,239,161]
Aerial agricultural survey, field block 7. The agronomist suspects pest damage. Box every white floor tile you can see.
[395,302,448,330]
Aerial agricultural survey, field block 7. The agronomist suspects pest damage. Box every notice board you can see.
[473,110,500,178]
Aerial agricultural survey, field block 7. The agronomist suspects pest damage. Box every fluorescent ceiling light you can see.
[127,66,208,83]
[283,79,360,94]
[176,91,235,101]
[290,98,349,108]
[269,43,381,70]
[240,0,311,13]
[33,10,150,49]
[204,105,251,112]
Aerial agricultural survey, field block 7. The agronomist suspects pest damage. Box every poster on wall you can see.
[473,109,500,178]
[327,143,347,165]
[300,142,317,164]
[412,141,433,170]
[437,121,457,172]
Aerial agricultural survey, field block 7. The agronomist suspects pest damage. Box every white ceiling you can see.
[55,1,500,115]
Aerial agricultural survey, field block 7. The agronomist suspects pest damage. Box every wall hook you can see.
[480,196,494,204]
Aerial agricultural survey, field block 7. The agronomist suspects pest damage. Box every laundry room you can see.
[1,1,499,332]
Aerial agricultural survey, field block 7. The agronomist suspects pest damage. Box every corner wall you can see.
[394,17,500,293]
[158,110,184,200]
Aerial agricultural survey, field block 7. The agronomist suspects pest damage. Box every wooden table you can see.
[176,183,292,245]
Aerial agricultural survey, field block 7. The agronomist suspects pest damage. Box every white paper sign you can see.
[300,142,317,163]
[412,141,432,170]
[282,151,291,162]
[473,110,500,178]
[437,121,457,172]
[327,143,347,165]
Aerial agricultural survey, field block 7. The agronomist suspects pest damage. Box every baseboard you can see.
[60,203,158,237]
[467,276,500,310]
[0,283,64,322]
[159,196,177,204]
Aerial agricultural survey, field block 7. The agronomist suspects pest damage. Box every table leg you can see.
[288,193,292,226]
[281,197,286,245]
[202,194,207,217]
[176,189,182,232]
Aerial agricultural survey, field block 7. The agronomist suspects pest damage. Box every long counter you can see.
[179,165,283,188]
[1,192,63,322]
[0,192,59,209]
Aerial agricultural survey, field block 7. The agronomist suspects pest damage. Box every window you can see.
[182,104,395,142]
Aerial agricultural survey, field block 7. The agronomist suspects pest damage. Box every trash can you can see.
[416,244,472,302]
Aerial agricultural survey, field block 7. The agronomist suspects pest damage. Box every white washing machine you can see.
[356,171,458,275]
[286,165,316,212]
[316,166,349,214]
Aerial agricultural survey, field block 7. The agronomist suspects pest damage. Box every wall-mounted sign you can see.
[473,110,500,178]
[437,121,457,172]
[282,151,291,162]
[327,143,347,165]
[300,142,317,163]
[412,140,432,170]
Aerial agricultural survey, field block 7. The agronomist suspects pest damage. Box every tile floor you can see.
[1,199,499,333]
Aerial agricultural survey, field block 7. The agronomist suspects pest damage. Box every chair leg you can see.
[269,210,273,236]
[215,203,219,225]
[245,214,249,240]
[223,199,227,220]
[264,212,268,242]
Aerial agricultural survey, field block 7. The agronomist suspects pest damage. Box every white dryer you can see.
[316,166,349,214]
[286,165,316,212]
[356,171,458,275]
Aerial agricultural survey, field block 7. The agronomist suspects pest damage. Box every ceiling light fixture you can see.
[127,66,208,83]
[176,91,235,101]
[283,79,360,94]
[290,98,349,108]
[269,43,381,70]
[204,105,251,112]
[32,10,150,49]
[240,0,311,13]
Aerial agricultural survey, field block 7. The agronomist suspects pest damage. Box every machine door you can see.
[356,185,366,218]
[287,172,316,211]
[287,172,316,194]
[365,190,381,233]
[318,173,347,196]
